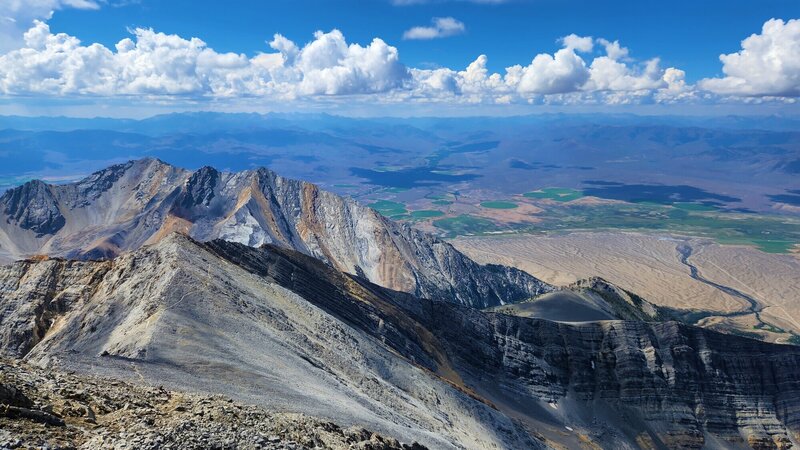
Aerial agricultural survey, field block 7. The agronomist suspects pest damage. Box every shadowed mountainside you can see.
[1,234,798,449]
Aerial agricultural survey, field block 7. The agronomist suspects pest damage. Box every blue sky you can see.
[46,0,800,81]
[1,0,799,116]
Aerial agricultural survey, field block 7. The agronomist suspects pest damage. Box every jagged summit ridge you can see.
[0,158,550,307]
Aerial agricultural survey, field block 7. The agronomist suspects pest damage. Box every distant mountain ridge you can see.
[4,112,800,133]
[0,158,549,308]
[2,113,799,214]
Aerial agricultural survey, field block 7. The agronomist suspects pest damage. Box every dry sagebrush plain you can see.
[453,231,800,344]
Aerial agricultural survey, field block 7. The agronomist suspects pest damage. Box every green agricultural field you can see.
[433,215,500,237]
[410,210,445,219]
[520,202,800,253]
[432,199,453,206]
[367,200,408,218]
[418,193,799,252]
[715,237,797,254]
[480,201,518,209]
[524,187,584,202]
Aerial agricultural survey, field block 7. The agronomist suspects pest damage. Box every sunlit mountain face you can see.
[1,2,800,449]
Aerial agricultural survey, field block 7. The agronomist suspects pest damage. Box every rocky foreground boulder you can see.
[0,358,425,450]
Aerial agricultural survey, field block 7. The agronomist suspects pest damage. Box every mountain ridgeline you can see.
[1,234,799,449]
[0,158,549,308]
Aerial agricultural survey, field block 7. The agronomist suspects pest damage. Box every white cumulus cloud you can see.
[699,18,800,97]
[290,30,410,95]
[516,45,591,94]
[407,33,690,104]
[403,17,466,40]
[0,23,410,98]
[0,0,99,52]
[597,38,629,61]
[560,34,594,52]
[2,17,799,108]
[586,57,666,92]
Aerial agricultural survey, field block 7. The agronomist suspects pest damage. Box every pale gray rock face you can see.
[1,235,798,449]
[0,159,549,308]
[0,258,111,358]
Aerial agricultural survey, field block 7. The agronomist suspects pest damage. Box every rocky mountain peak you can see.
[0,159,550,307]
[0,179,64,237]
[177,165,221,209]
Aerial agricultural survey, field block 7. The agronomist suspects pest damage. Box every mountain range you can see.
[1,159,799,449]
[2,112,799,214]
[0,158,548,308]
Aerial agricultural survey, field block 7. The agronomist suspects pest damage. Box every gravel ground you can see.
[0,358,426,450]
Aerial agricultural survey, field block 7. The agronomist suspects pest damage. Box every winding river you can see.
[676,243,765,323]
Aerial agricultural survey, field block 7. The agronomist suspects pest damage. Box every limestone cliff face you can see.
[0,159,549,307]
[2,236,798,449]
[416,306,800,449]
